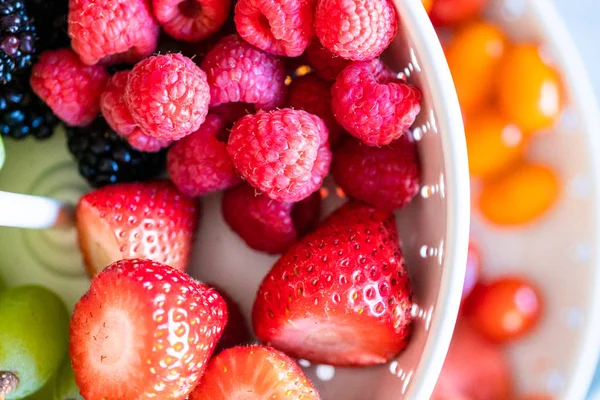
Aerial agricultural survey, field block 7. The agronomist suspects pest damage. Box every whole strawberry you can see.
[75,181,199,277]
[332,135,420,211]
[222,183,321,254]
[227,108,332,202]
[69,259,228,400]
[252,202,413,366]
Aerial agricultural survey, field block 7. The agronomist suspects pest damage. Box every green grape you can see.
[52,357,83,400]
[20,375,54,400]
[0,285,69,399]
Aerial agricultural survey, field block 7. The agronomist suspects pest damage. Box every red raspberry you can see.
[331,59,421,146]
[288,74,345,149]
[234,0,316,57]
[227,109,331,202]
[167,114,242,197]
[68,0,160,66]
[126,54,211,141]
[201,34,286,111]
[222,183,321,254]
[332,135,420,211]
[209,102,255,131]
[315,0,398,61]
[304,38,350,81]
[100,71,171,152]
[153,0,232,42]
[30,49,109,127]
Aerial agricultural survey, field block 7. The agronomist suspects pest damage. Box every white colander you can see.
[0,0,470,398]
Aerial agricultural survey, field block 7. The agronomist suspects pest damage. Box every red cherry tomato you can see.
[518,395,555,400]
[429,0,487,27]
[466,277,543,343]
[431,321,513,400]
[463,240,481,300]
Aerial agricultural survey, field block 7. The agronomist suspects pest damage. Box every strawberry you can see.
[208,284,252,354]
[431,321,513,400]
[252,202,414,366]
[69,259,228,400]
[75,181,200,277]
[188,346,320,399]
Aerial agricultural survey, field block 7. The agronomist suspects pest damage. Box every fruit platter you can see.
[0,0,471,399]
[3,0,599,398]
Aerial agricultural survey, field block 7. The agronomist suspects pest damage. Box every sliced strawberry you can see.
[431,321,513,400]
[69,259,227,399]
[189,346,320,399]
[208,284,252,354]
[76,181,200,277]
[252,202,413,366]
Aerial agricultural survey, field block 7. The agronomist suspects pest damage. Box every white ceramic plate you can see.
[470,0,600,398]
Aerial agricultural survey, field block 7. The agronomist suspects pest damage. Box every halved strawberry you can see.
[69,259,227,399]
[188,346,320,399]
[76,181,200,277]
[252,202,414,366]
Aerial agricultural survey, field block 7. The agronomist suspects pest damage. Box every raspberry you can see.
[304,39,350,81]
[209,102,255,131]
[288,74,345,149]
[126,53,210,141]
[222,183,321,254]
[234,0,316,57]
[315,0,398,61]
[152,0,232,42]
[100,71,171,152]
[227,108,331,202]
[68,0,160,66]
[201,34,286,110]
[332,135,420,211]
[167,114,241,197]
[331,59,421,146]
[30,49,109,127]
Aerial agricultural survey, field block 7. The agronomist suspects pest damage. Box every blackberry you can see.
[0,76,58,139]
[0,0,36,83]
[25,0,69,51]
[66,118,167,188]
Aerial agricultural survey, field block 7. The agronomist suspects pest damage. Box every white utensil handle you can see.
[0,191,74,229]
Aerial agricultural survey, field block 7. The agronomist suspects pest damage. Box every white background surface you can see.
[552,2,600,398]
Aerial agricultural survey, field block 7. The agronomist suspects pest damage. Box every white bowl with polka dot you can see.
[0,0,471,399]
[469,0,600,398]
